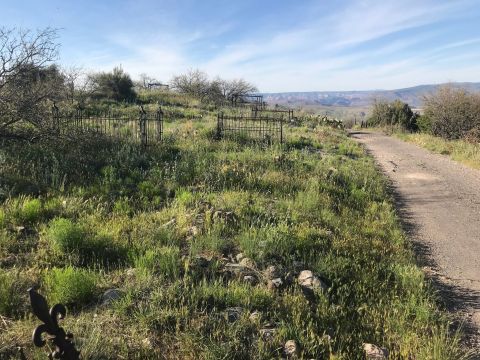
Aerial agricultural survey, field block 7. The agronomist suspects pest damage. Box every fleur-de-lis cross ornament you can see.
[28,288,80,360]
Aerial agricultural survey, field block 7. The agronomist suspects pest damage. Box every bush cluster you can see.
[423,85,480,141]
[368,99,418,130]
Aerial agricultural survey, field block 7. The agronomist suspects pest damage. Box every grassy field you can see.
[0,106,467,359]
[395,132,480,170]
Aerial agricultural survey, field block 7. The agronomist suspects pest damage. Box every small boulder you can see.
[226,307,244,322]
[192,255,211,268]
[239,257,256,269]
[162,218,176,228]
[224,263,254,278]
[235,253,245,262]
[284,340,299,358]
[259,328,277,342]
[15,226,26,233]
[188,225,199,237]
[101,289,124,305]
[363,343,389,359]
[267,278,284,291]
[264,265,283,280]
[243,275,257,285]
[298,270,327,294]
[249,311,262,321]
[125,268,136,277]
[142,337,153,348]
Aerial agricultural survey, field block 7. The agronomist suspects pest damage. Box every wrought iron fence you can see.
[52,105,163,147]
[216,112,284,144]
[251,108,294,121]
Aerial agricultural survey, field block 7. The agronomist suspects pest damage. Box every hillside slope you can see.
[264,82,480,108]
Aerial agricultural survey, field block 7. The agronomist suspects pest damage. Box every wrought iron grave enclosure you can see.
[217,112,284,144]
[251,108,294,121]
[52,105,163,147]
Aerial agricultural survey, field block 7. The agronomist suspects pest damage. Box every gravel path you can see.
[350,130,480,354]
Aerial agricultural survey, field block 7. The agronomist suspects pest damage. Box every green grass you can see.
[0,105,469,359]
[46,217,87,253]
[44,266,98,306]
[396,132,480,169]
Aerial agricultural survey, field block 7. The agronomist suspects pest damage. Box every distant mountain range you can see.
[263,82,480,108]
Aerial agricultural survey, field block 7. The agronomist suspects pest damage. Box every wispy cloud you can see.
[24,0,480,91]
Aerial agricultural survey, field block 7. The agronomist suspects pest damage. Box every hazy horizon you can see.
[3,0,480,92]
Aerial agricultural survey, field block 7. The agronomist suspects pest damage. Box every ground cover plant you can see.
[0,100,467,359]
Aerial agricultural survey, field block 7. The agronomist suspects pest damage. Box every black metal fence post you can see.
[52,102,60,135]
[280,116,284,144]
[156,106,164,141]
[217,112,223,139]
[139,105,147,148]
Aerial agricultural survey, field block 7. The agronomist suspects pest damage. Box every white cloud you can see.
[60,0,480,91]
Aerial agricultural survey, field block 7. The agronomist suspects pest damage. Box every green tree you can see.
[369,99,418,130]
[0,27,62,138]
[89,66,136,102]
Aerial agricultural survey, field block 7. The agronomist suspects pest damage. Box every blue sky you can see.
[2,0,480,92]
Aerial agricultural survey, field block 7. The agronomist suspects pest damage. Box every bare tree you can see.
[170,69,211,101]
[171,69,257,104]
[217,78,257,102]
[0,27,60,136]
[136,73,159,89]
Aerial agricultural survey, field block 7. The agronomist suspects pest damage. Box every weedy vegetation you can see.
[0,26,470,359]
[0,96,469,359]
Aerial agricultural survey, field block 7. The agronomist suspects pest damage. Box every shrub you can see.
[416,114,432,134]
[424,85,480,140]
[369,99,418,131]
[89,67,137,102]
[44,266,97,306]
[46,218,86,253]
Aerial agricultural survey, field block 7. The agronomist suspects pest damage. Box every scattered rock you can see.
[249,311,262,321]
[188,225,199,237]
[212,210,238,225]
[15,226,26,233]
[125,268,136,277]
[193,255,211,268]
[142,337,153,348]
[101,289,124,305]
[259,328,277,342]
[235,253,245,262]
[224,263,254,278]
[239,257,256,269]
[267,277,284,291]
[226,307,244,322]
[363,343,389,359]
[264,265,283,280]
[162,218,176,228]
[284,340,299,358]
[298,270,327,296]
[243,275,257,285]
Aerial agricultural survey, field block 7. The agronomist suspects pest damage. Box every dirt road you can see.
[350,131,480,352]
